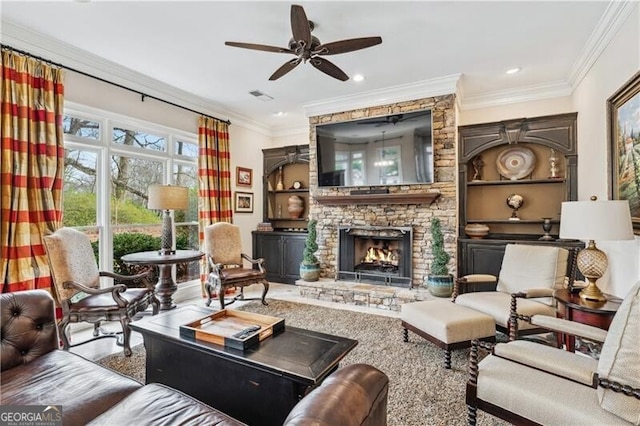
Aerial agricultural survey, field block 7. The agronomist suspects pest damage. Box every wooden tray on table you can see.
[179,309,284,350]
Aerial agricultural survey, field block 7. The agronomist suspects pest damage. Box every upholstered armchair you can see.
[466,281,640,425]
[204,222,269,309]
[452,244,578,338]
[44,228,159,356]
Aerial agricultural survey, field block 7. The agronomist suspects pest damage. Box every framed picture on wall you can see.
[234,191,253,213]
[236,166,252,187]
[608,70,640,234]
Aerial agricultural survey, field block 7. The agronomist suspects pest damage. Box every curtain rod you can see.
[1,44,231,125]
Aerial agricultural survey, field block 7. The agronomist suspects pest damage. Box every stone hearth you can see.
[296,278,436,312]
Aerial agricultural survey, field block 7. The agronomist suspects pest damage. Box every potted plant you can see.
[426,217,453,297]
[299,219,321,282]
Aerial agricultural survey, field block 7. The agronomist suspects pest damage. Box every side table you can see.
[121,250,203,311]
[554,288,622,352]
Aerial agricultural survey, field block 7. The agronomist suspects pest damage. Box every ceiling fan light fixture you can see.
[225,5,382,82]
[506,67,521,75]
[273,111,286,117]
[353,74,365,82]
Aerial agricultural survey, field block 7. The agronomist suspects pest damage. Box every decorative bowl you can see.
[464,223,490,239]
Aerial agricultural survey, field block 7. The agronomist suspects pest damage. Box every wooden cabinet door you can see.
[283,236,305,282]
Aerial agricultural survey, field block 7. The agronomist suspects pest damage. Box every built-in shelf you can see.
[467,219,560,224]
[467,178,566,186]
[268,189,309,194]
[314,192,440,206]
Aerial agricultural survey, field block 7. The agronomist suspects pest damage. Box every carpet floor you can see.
[97,300,507,426]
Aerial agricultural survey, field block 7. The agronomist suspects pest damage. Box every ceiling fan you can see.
[357,113,429,127]
[225,4,382,81]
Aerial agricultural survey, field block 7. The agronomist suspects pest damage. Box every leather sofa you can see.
[1,290,389,426]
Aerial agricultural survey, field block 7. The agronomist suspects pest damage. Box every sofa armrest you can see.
[283,364,389,426]
[493,340,598,387]
[0,290,59,372]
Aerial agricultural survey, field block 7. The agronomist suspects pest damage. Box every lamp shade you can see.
[559,199,634,241]
[147,184,189,210]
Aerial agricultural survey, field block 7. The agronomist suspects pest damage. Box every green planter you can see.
[299,263,320,282]
[426,274,453,297]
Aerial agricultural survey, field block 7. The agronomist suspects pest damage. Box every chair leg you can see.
[204,281,214,307]
[120,317,132,357]
[59,318,71,350]
[261,280,269,306]
[92,322,101,337]
[403,327,409,342]
[151,294,160,315]
[444,349,452,369]
[467,404,478,426]
[219,285,226,309]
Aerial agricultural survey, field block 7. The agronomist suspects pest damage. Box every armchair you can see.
[452,244,577,338]
[466,281,640,425]
[203,222,269,308]
[43,228,159,356]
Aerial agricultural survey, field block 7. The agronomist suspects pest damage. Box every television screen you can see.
[315,109,433,187]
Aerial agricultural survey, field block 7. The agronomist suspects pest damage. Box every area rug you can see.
[97,300,506,426]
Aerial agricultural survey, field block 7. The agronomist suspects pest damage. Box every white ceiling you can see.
[0,1,630,135]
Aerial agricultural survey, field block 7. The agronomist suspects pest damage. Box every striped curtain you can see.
[0,49,65,293]
[198,116,232,295]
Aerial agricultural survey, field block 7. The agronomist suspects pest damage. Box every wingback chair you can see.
[204,222,269,308]
[453,244,577,338]
[43,228,159,356]
[466,281,640,425]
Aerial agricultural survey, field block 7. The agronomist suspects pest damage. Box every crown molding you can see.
[566,0,638,90]
[1,20,272,137]
[303,74,461,118]
[460,80,573,110]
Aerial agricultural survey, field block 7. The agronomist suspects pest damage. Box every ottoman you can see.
[401,300,495,369]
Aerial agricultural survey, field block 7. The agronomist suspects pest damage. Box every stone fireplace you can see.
[337,225,412,287]
[298,94,457,310]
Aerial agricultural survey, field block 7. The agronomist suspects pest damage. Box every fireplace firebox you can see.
[337,225,412,287]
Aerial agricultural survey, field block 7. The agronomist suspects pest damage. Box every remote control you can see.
[233,325,261,339]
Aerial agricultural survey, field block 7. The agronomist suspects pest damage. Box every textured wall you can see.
[308,94,457,287]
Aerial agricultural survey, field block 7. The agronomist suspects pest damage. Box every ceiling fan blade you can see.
[269,58,302,81]
[315,37,383,55]
[290,5,311,46]
[225,41,293,54]
[310,57,349,81]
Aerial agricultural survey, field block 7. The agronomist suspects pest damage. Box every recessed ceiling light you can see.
[273,111,286,117]
[506,67,521,75]
[352,74,365,82]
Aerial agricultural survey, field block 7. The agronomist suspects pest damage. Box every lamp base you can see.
[579,279,607,302]
[159,209,175,256]
[576,241,608,302]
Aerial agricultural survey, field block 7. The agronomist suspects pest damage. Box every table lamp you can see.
[148,184,189,255]
[559,196,634,301]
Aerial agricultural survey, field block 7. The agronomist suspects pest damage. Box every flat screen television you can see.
[315,109,433,188]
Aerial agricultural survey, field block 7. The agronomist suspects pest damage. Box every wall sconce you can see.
[148,184,189,255]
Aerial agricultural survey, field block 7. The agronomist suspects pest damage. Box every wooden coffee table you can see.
[130,305,357,426]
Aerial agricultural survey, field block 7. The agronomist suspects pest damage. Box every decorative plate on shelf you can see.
[496,146,536,180]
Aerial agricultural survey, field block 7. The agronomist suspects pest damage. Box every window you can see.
[335,150,365,186]
[62,104,199,281]
[376,145,402,185]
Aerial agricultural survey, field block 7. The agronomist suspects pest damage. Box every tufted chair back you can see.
[43,227,101,303]
[205,222,243,266]
[1,290,58,372]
